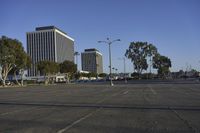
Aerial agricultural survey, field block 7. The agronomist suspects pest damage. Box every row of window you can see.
[27,31,55,76]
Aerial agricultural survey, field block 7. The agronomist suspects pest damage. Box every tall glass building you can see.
[81,49,103,74]
[27,26,74,77]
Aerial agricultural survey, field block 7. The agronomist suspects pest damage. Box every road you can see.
[0,81,200,133]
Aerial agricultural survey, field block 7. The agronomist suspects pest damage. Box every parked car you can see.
[5,81,13,86]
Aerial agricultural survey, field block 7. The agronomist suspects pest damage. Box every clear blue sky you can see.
[0,0,200,73]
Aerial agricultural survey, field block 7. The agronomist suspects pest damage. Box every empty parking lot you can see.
[0,81,200,133]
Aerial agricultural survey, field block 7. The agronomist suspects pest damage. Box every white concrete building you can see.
[81,49,103,74]
[26,26,74,77]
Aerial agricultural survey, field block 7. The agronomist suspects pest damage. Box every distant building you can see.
[81,48,103,74]
[27,26,74,77]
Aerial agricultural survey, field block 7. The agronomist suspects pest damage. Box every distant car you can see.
[37,78,45,84]
[5,81,12,86]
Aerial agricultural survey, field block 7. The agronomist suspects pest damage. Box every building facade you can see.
[81,49,103,74]
[27,26,74,77]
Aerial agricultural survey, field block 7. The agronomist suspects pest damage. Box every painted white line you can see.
[123,91,129,95]
[57,109,100,133]
[96,98,108,104]
[189,88,200,92]
[96,92,119,104]
[149,87,157,95]
[100,89,109,93]
[96,90,125,104]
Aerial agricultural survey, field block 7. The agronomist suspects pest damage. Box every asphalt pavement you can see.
[0,81,200,133]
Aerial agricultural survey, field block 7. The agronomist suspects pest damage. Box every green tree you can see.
[60,60,77,73]
[87,72,98,79]
[125,42,149,78]
[12,44,31,86]
[0,36,30,86]
[131,72,139,79]
[37,60,60,84]
[98,73,107,78]
[146,44,158,74]
[74,72,81,80]
[80,72,89,78]
[60,60,77,81]
[153,54,172,78]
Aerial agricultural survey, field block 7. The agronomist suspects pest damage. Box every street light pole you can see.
[108,43,113,85]
[123,57,127,83]
[98,38,120,86]
[198,61,200,72]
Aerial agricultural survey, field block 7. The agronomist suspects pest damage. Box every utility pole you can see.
[98,38,120,86]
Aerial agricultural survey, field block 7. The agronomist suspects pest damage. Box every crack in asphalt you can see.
[0,102,200,111]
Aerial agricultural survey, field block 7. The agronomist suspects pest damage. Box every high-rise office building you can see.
[27,26,74,77]
[81,48,103,74]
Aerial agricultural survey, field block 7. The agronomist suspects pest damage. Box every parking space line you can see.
[96,90,126,104]
[57,109,101,133]
[149,87,157,95]
[170,108,197,133]
[189,88,200,93]
[123,91,129,95]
